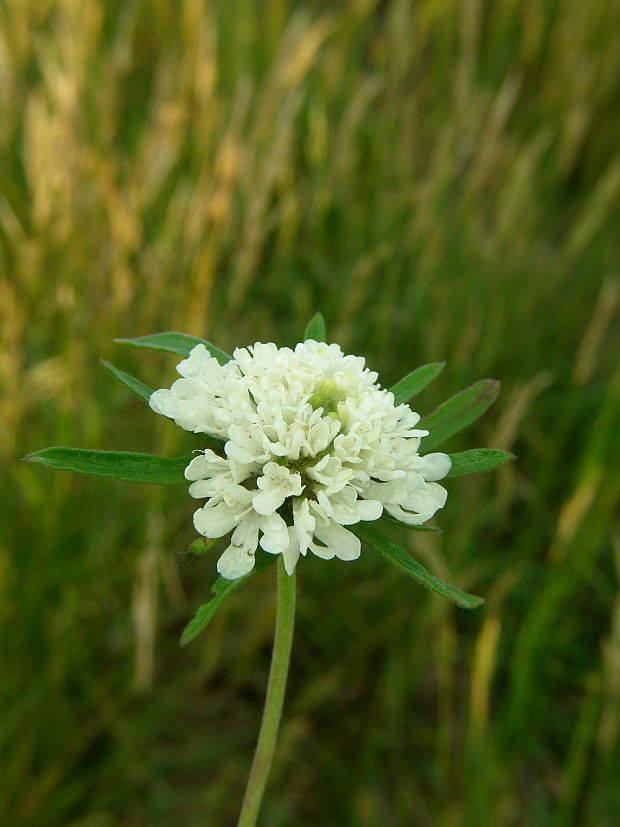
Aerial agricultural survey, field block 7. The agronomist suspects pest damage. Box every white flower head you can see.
[150,341,451,579]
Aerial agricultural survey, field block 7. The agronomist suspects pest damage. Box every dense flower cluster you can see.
[149,341,451,579]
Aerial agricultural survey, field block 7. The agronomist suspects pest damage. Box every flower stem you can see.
[237,557,296,827]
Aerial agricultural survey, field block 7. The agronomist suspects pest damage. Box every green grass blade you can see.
[446,448,514,477]
[24,447,190,484]
[101,360,153,403]
[352,522,484,609]
[419,379,500,451]
[114,332,231,364]
[181,551,276,645]
[303,312,326,342]
[390,362,445,405]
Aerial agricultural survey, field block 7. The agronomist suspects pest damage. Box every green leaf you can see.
[114,332,231,365]
[352,522,484,609]
[390,362,445,405]
[446,448,514,478]
[24,447,190,485]
[181,551,276,645]
[101,360,153,403]
[419,379,500,451]
[304,312,326,342]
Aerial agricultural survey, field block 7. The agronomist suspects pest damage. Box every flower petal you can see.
[185,450,229,481]
[259,513,290,554]
[293,498,315,556]
[252,463,302,515]
[217,543,256,579]
[193,501,239,538]
[308,540,335,559]
[313,522,361,561]
[384,504,435,525]
[281,528,301,575]
[400,481,447,514]
[416,452,452,481]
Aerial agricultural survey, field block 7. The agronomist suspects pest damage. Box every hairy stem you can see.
[237,557,296,827]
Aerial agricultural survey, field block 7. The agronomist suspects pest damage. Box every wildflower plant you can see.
[27,313,512,826]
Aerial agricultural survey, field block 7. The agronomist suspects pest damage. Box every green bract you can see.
[26,314,513,643]
[303,312,326,342]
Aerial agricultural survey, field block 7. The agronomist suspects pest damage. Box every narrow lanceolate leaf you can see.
[181,552,276,645]
[390,362,445,405]
[114,332,231,365]
[419,379,500,451]
[446,448,514,478]
[101,360,153,403]
[352,522,484,609]
[25,448,190,485]
[304,312,326,342]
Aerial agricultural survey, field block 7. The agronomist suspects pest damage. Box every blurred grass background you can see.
[1,0,619,824]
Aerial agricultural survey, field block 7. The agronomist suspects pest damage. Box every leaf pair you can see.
[102,336,227,454]
[181,517,485,645]
[26,317,512,645]
[26,332,232,482]
[102,330,232,411]
[390,363,499,447]
[307,317,511,467]
[389,362,513,473]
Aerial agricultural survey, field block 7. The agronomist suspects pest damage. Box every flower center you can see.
[308,378,347,419]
